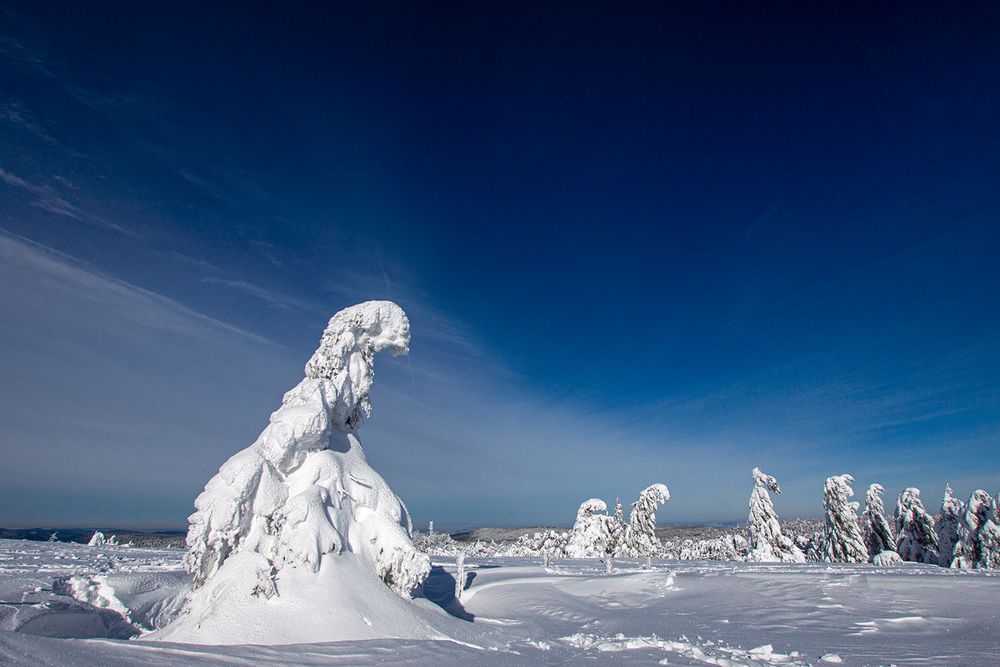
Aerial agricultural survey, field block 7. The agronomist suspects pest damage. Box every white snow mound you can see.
[151,301,448,645]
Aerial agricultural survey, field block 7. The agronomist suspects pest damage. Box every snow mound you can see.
[152,301,447,645]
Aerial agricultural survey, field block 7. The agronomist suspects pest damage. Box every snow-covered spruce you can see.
[895,487,939,564]
[87,532,106,547]
[861,484,896,562]
[934,485,965,568]
[152,302,443,645]
[952,489,1000,569]
[566,499,613,558]
[621,483,670,562]
[746,468,805,563]
[819,475,868,563]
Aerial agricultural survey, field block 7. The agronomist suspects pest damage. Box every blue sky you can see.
[1,3,998,530]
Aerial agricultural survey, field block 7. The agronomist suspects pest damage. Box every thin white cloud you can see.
[0,230,274,346]
[0,165,137,236]
[202,276,323,313]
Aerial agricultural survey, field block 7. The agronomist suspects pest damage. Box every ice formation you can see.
[746,468,805,563]
[153,301,444,645]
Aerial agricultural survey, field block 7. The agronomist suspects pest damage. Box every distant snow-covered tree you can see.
[87,531,106,547]
[609,497,627,556]
[566,499,612,558]
[934,485,965,568]
[622,483,670,566]
[860,483,896,561]
[820,475,868,563]
[747,468,805,563]
[895,488,939,564]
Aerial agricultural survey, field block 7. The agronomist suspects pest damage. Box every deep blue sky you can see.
[1,2,998,529]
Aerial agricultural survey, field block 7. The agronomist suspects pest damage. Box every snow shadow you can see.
[421,566,475,622]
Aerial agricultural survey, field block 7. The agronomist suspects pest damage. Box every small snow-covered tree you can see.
[87,531,106,547]
[934,485,964,567]
[820,475,868,563]
[860,483,896,562]
[622,483,670,566]
[953,490,1000,569]
[895,488,938,564]
[566,499,612,558]
[609,497,627,557]
[747,468,804,563]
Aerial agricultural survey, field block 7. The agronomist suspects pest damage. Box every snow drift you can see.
[152,301,454,645]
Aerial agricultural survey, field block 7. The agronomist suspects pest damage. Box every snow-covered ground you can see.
[2,538,997,666]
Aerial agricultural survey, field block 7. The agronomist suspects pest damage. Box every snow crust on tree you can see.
[152,302,445,645]
[819,475,868,563]
[860,484,896,561]
[566,499,612,558]
[952,489,1000,569]
[894,488,939,564]
[621,484,670,559]
[746,468,805,563]
[934,485,965,568]
[87,532,106,547]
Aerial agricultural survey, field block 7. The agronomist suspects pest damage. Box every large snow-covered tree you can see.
[860,483,896,561]
[157,302,436,644]
[934,485,965,568]
[621,483,670,562]
[895,487,939,564]
[820,475,868,563]
[746,468,805,563]
[566,499,612,558]
[952,490,1000,569]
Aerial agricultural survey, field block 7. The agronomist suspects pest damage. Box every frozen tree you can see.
[454,554,466,601]
[747,468,805,563]
[609,497,627,557]
[820,475,868,563]
[566,499,612,558]
[895,488,939,564]
[622,483,670,566]
[87,531,106,547]
[934,485,964,567]
[160,302,433,644]
[860,483,896,562]
[953,490,1000,569]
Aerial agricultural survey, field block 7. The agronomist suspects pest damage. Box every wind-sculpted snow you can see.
[156,301,437,644]
[5,539,1000,666]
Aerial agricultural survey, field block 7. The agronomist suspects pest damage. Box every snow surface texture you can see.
[153,301,442,645]
[4,539,1000,666]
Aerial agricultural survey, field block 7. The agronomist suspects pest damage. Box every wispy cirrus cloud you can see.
[202,276,324,314]
[0,166,137,236]
[0,229,274,346]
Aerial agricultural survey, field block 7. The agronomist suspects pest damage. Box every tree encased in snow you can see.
[952,489,1000,569]
[934,485,965,568]
[746,468,805,563]
[620,484,670,559]
[860,483,896,561]
[566,499,613,558]
[820,475,868,563]
[170,301,431,643]
[895,487,939,564]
